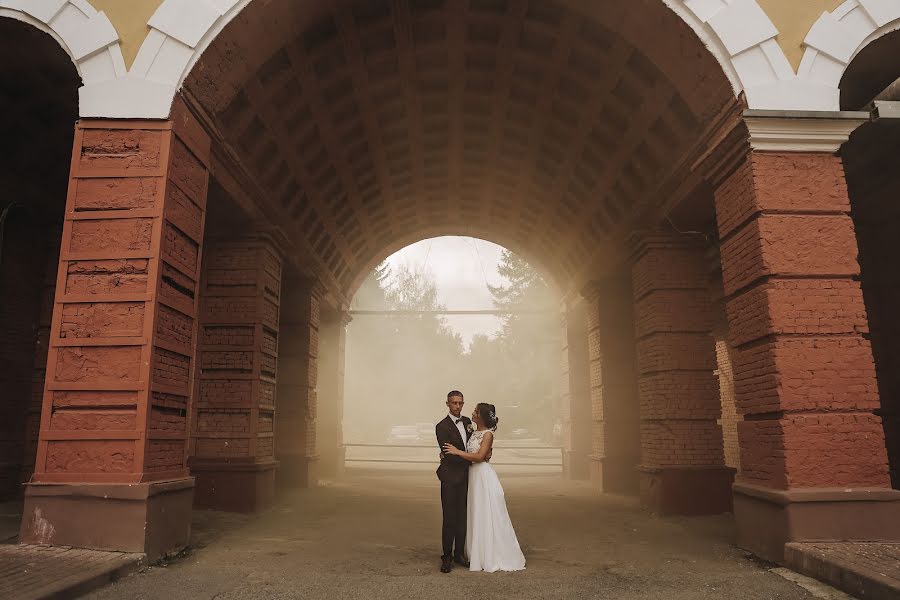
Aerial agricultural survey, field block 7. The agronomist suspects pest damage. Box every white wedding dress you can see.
[465,430,526,572]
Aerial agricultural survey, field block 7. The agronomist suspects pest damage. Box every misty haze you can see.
[342,237,564,473]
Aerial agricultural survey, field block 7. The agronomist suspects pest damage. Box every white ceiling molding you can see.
[743,110,869,152]
[798,0,900,110]
[0,0,126,114]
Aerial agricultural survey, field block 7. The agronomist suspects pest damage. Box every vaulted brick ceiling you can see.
[184,0,734,300]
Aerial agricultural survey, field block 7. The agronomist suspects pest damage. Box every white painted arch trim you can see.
[115,0,805,119]
[0,0,131,113]
[799,0,900,109]
[16,0,889,118]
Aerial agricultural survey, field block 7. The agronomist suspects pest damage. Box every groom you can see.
[435,390,471,573]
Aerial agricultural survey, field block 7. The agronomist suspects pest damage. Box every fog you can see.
[342,237,564,467]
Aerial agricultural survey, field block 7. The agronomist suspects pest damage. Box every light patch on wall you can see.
[757,0,846,71]
[87,0,163,68]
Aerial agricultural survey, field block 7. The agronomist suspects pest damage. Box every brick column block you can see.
[22,231,63,485]
[276,274,321,489]
[189,233,282,512]
[714,151,900,563]
[19,101,210,560]
[631,233,734,515]
[317,309,350,478]
[585,274,640,494]
[561,304,591,480]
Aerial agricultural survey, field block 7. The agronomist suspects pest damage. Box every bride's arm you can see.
[443,432,494,463]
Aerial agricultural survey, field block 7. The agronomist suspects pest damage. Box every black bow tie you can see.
[455,418,462,424]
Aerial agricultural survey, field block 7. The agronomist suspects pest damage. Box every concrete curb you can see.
[785,543,900,600]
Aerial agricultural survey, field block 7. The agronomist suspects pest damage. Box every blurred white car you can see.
[388,425,420,444]
[416,422,433,441]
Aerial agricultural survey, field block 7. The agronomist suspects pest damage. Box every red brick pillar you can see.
[0,222,58,499]
[712,128,900,561]
[276,274,321,489]
[631,233,734,515]
[189,233,282,512]
[562,303,591,480]
[317,308,350,478]
[20,104,210,560]
[584,275,640,494]
[22,230,63,485]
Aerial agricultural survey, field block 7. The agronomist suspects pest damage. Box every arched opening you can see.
[340,236,564,476]
[181,0,734,298]
[177,0,739,516]
[19,0,789,566]
[841,29,900,489]
[0,18,79,505]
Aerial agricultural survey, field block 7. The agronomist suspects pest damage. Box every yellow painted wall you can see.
[87,0,162,68]
[758,0,846,70]
[88,0,847,73]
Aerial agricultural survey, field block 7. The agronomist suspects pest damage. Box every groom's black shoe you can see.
[440,557,452,573]
[453,556,470,568]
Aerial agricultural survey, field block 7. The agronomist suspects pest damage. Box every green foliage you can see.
[345,263,464,441]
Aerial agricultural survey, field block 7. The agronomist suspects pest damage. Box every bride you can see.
[442,403,526,572]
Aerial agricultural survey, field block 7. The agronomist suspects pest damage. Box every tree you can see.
[485,250,560,438]
[344,263,465,442]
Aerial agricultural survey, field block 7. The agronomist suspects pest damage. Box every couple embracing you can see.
[435,390,526,573]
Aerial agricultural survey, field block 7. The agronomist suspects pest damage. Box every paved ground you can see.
[84,470,832,600]
[0,544,143,600]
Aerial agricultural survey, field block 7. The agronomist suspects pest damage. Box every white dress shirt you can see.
[448,413,467,448]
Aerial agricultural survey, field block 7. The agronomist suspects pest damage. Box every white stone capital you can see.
[743,110,870,152]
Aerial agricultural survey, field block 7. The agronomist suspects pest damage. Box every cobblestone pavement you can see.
[82,471,834,600]
[0,544,143,600]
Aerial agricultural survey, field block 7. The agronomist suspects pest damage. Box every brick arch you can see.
[798,0,900,110]
[0,0,129,115]
[172,0,751,302]
[126,0,805,118]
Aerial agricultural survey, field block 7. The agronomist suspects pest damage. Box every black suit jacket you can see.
[436,415,471,484]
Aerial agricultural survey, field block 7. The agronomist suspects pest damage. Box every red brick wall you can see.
[632,234,725,469]
[715,152,890,490]
[0,212,56,498]
[191,237,282,467]
[714,339,740,471]
[316,309,349,475]
[586,273,641,493]
[276,275,321,463]
[562,304,591,479]
[844,131,900,489]
[30,109,210,486]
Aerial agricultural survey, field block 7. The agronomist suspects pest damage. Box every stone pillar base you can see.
[277,455,319,490]
[639,466,735,516]
[317,446,346,479]
[19,478,194,561]
[733,483,900,564]
[563,451,590,480]
[190,462,276,513]
[591,456,639,495]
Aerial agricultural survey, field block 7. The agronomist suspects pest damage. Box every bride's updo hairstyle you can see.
[477,403,499,431]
